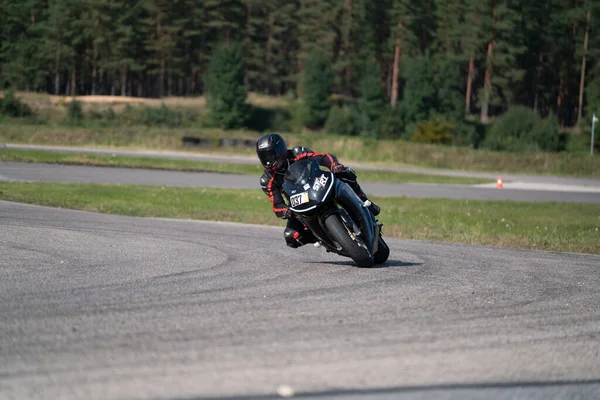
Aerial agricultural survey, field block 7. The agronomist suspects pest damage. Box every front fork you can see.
[320,181,381,255]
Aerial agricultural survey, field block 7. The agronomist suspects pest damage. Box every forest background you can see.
[1,0,600,154]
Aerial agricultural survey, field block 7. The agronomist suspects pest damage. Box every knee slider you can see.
[284,227,302,248]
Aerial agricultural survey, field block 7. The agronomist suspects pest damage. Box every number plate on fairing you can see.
[290,192,309,207]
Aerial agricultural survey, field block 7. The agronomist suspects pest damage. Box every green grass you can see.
[0,148,264,174]
[2,181,598,254]
[2,118,599,177]
[0,149,492,185]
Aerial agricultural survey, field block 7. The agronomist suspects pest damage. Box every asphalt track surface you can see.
[2,201,600,399]
[2,162,600,204]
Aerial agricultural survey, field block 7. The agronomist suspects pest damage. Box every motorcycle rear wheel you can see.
[324,214,374,268]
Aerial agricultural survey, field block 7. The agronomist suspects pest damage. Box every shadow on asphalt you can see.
[307,259,423,269]
[182,379,600,400]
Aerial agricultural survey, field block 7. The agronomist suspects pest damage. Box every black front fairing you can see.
[282,158,377,257]
[282,159,335,215]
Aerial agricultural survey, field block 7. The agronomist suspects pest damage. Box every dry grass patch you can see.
[4,91,290,111]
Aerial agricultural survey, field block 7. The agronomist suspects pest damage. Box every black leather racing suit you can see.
[260,146,366,248]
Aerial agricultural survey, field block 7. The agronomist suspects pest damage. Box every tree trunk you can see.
[386,63,392,99]
[266,13,274,93]
[244,2,252,88]
[65,73,70,96]
[465,54,475,114]
[54,44,61,95]
[558,70,566,127]
[111,70,116,95]
[156,13,164,98]
[578,6,591,123]
[168,72,172,96]
[422,0,431,51]
[92,44,98,95]
[390,23,403,108]
[120,64,127,97]
[342,0,352,95]
[71,62,77,96]
[481,3,497,123]
[99,69,104,95]
[480,39,494,122]
[191,69,197,95]
[533,54,542,112]
[159,55,165,98]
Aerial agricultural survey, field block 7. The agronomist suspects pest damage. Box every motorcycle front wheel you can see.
[374,237,390,265]
[324,214,374,268]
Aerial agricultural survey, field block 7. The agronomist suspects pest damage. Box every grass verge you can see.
[2,91,600,177]
[1,181,598,254]
[0,149,491,185]
[2,120,599,177]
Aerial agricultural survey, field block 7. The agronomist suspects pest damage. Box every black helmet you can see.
[256,133,288,173]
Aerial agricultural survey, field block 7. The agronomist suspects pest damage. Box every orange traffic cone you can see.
[496,176,503,189]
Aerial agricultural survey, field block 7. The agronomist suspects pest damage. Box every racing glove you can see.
[281,207,293,219]
[332,162,356,182]
[331,162,346,174]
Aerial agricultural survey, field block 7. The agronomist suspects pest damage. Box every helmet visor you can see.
[259,148,280,168]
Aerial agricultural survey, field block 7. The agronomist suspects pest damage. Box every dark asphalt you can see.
[2,201,600,399]
[2,162,600,203]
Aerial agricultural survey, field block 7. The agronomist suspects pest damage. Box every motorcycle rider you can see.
[256,133,380,249]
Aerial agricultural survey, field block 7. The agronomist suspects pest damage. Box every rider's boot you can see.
[358,192,380,216]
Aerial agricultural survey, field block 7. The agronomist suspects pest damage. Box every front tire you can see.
[324,214,374,268]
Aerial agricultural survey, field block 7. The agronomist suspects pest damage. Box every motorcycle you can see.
[282,158,390,268]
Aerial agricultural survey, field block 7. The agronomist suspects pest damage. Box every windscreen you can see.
[284,159,318,186]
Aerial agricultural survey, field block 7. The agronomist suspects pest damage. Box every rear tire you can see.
[374,237,390,265]
[324,214,374,268]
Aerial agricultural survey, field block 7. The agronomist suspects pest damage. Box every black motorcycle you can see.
[282,158,389,268]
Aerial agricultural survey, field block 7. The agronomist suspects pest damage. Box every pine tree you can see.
[204,42,249,129]
[301,49,333,129]
[0,0,45,89]
[37,0,87,95]
[433,0,484,115]
[269,1,300,94]
[0,0,599,131]
[112,0,146,96]
[143,0,179,97]
[242,0,300,95]
[204,0,246,44]
[433,0,464,56]
[177,0,208,95]
[548,0,586,126]
[433,55,464,123]
[387,0,431,106]
[461,1,490,116]
[399,55,436,128]
[358,59,385,126]
[479,0,526,122]
[297,0,338,62]
[331,0,372,95]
